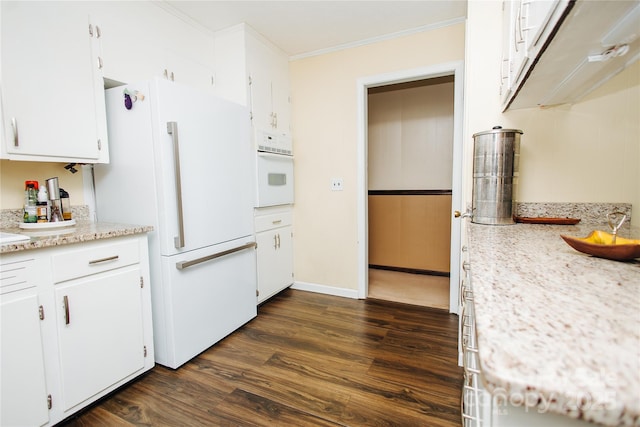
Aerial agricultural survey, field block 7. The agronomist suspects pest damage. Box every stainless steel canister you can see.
[471,127,522,225]
[46,177,64,222]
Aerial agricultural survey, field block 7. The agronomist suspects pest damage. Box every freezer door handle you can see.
[175,242,256,270]
[167,122,185,249]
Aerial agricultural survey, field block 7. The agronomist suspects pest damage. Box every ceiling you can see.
[162,1,468,58]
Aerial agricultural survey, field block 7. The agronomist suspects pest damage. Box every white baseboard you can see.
[290,281,360,299]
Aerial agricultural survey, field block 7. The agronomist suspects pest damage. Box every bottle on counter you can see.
[36,185,49,223]
[23,180,38,223]
[59,188,72,221]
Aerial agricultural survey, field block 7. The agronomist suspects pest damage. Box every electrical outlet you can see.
[331,178,343,191]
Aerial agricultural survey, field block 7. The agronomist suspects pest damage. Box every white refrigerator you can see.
[94,78,257,369]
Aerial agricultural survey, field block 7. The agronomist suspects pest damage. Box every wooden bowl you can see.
[560,230,640,261]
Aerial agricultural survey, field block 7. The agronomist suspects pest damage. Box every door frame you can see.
[356,61,464,313]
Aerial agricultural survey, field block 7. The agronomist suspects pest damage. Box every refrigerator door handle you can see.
[167,121,185,249]
[175,242,256,270]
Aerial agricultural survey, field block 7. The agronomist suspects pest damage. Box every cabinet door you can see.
[165,49,216,94]
[270,51,291,133]
[523,0,559,53]
[91,2,215,94]
[500,0,514,104]
[509,0,529,86]
[256,226,293,303]
[500,0,530,109]
[1,2,107,162]
[246,31,291,133]
[91,6,166,86]
[0,290,49,427]
[55,266,144,411]
[247,33,276,132]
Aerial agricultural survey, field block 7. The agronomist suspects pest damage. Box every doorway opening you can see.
[367,77,453,309]
[356,62,464,313]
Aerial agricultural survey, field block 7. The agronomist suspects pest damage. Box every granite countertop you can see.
[468,222,640,426]
[1,220,153,253]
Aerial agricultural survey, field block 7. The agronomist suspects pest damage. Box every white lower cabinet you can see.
[55,267,145,411]
[1,273,49,427]
[0,234,154,426]
[255,206,294,304]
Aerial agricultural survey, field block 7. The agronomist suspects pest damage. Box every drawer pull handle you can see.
[63,295,70,325]
[88,255,119,265]
[272,220,282,225]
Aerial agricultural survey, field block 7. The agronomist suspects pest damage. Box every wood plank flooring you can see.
[61,289,463,427]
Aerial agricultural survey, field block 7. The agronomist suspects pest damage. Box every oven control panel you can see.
[256,130,292,156]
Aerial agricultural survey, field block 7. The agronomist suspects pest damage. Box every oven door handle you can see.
[175,242,256,270]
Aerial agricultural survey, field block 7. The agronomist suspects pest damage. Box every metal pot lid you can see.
[473,126,523,138]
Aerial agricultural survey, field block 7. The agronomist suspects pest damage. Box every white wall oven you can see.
[255,130,294,207]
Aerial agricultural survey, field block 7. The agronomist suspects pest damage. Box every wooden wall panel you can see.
[369,195,451,273]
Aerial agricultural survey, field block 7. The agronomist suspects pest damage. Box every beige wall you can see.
[507,64,639,212]
[0,160,85,209]
[464,0,640,227]
[290,23,466,291]
[293,0,639,294]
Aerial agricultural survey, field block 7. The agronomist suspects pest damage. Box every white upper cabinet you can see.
[246,30,291,133]
[0,2,217,163]
[523,0,561,56]
[502,0,529,100]
[502,0,639,110]
[90,2,216,93]
[1,2,109,163]
[213,24,291,134]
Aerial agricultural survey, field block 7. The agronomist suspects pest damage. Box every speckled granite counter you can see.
[1,220,153,254]
[468,222,640,426]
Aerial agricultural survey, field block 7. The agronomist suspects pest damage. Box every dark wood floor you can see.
[62,289,463,427]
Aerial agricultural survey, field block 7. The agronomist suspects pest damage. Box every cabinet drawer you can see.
[0,259,35,294]
[255,211,292,233]
[52,239,140,283]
